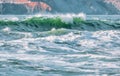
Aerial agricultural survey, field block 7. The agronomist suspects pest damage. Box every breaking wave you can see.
[0,16,120,32]
[0,15,120,76]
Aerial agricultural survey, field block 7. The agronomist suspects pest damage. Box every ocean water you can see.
[0,15,120,76]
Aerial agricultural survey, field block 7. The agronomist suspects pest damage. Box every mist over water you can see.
[0,14,120,76]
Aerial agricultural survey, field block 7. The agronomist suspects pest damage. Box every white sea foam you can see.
[0,17,119,76]
[2,27,11,32]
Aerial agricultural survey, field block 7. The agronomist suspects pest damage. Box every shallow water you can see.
[0,28,120,76]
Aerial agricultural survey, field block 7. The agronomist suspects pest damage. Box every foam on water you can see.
[0,13,86,22]
[0,14,120,76]
[2,27,11,32]
[0,28,120,76]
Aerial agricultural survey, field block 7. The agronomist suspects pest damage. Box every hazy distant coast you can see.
[0,0,120,15]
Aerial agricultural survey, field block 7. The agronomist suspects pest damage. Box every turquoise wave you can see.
[0,17,120,32]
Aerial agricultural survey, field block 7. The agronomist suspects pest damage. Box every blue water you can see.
[0,15,120,76]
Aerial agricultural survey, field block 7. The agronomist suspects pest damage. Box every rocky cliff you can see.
[0,0,120,15]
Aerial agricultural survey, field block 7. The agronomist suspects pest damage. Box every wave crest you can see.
[0,16,120,32]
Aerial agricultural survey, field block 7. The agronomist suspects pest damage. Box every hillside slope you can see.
[0,0,120,15]
[45,0,120,14]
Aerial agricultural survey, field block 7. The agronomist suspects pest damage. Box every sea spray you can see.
[34,13,86,24]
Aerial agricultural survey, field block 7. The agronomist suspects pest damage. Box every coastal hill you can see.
[0,0,120,15]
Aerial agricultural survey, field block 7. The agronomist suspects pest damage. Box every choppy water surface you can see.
[0,15,120,76]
